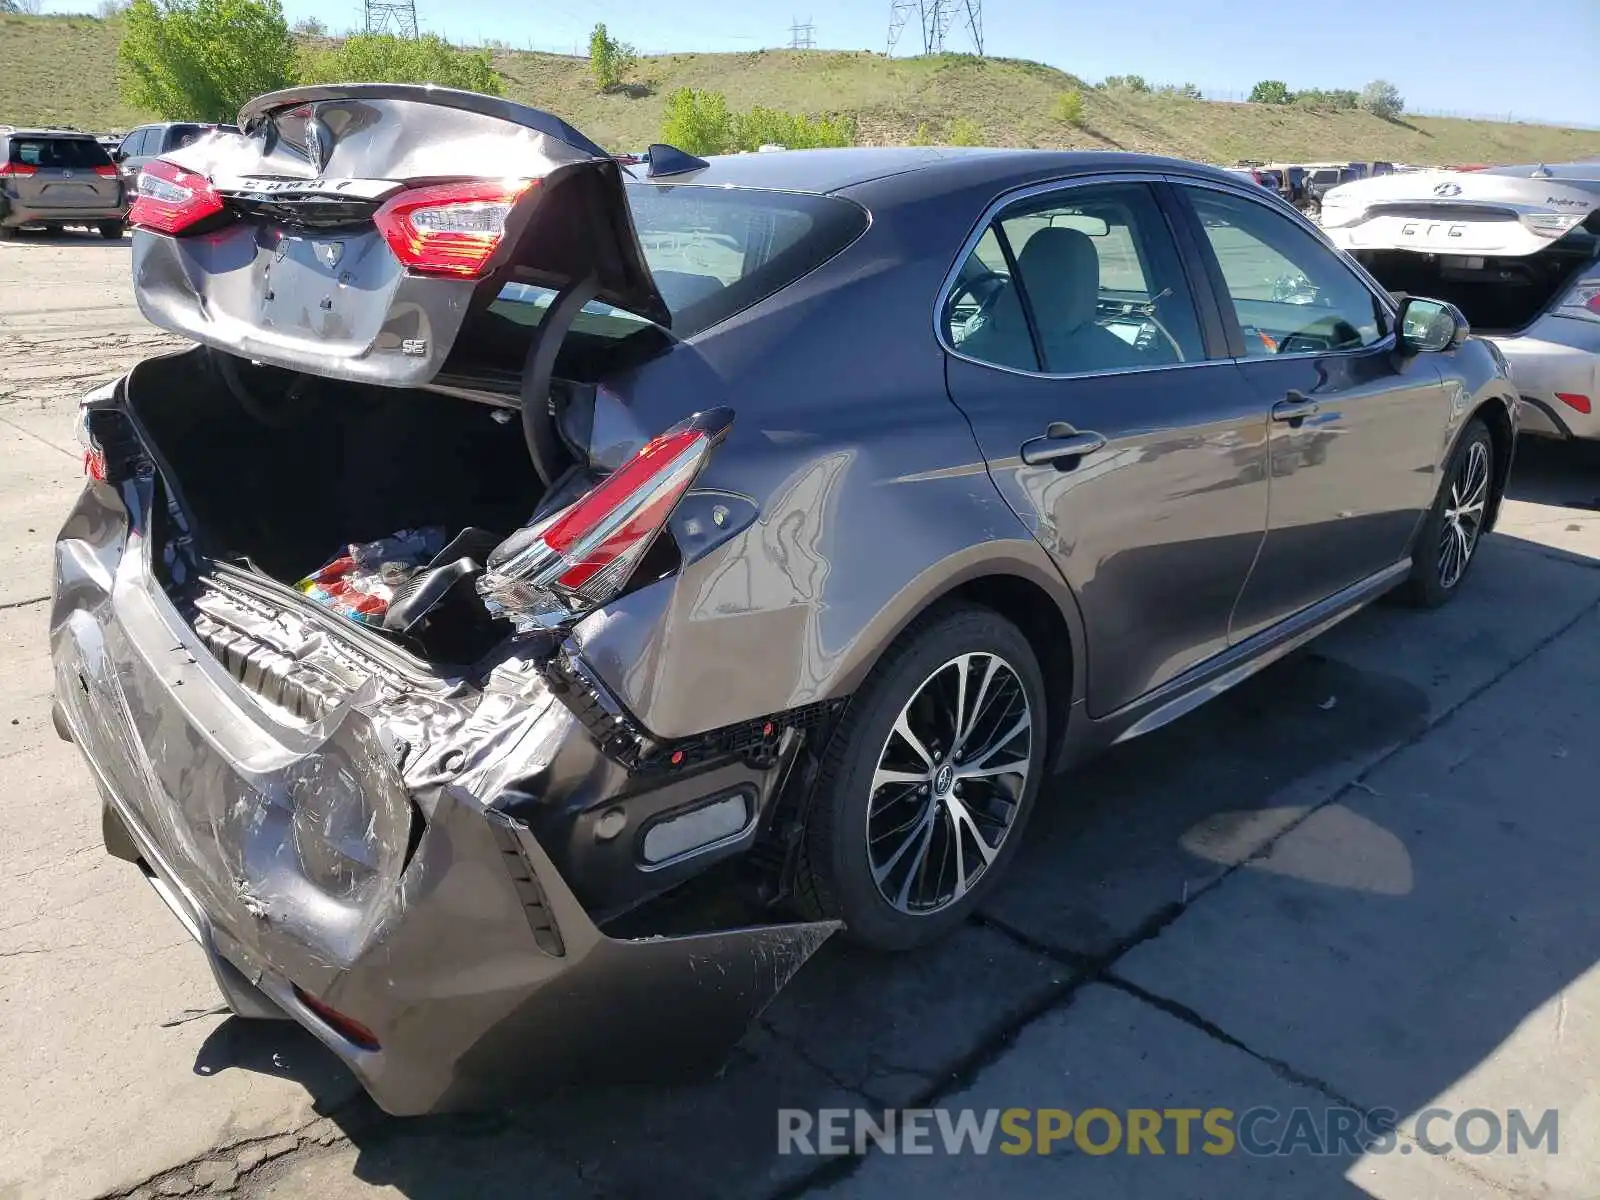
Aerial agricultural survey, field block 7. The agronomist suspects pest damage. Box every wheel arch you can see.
[1464,395,1516,534]
[832,556,1086,774]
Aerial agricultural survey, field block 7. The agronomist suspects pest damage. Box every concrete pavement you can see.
[2,232,1599,1199]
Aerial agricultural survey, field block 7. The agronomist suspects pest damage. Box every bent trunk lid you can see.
[132,85,667,387]
[1322,165,1600,257]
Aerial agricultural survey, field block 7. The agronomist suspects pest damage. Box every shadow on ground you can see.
[181,445,1600,1199]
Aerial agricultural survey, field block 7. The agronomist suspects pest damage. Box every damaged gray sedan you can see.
[52,85,1517,1115]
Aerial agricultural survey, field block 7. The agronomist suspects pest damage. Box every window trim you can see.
[933,171,1226,382]
[1165,175,1400,362]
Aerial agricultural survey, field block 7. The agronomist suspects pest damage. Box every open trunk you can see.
[1323,164,1600,335]
[1351,239,1598,334]
[122,348,562,673]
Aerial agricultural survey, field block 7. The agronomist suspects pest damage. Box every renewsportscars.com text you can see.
[778,1107,1559,1158]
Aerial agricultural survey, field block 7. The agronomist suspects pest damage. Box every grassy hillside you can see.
[6,13,1600,166]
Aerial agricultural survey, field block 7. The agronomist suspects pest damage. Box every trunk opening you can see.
[126,348,554,672]
[1352,234,1598,335]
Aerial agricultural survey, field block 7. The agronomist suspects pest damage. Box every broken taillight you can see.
[75,403,107,482]
[479,408,735,632]
[128,159,224,235]
[373,178,536,278]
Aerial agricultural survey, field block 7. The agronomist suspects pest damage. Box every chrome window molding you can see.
[933,167,1402,383]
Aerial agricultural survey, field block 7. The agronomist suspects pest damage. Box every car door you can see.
[942,176,1271,718]
[1169,179,1451,640]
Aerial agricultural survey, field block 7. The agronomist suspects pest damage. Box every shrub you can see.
[660,89,854,155]
[1156,82,1203,100]
[589,22,636,92]
[298,33,500,93]
[1249,79,1293,105]
[947,116,983,146]
[1052,90,1084,125]
[909,121,935,146]
[1102,74,1150,92]
[1360,79,1405,120]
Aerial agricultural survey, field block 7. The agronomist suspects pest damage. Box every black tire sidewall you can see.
[810,607,1048,951]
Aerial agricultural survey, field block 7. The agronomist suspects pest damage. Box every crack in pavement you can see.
[0,594,50,611]
[768,592,1600,1199]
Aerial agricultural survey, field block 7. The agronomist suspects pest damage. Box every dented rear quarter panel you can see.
[573,164,1091,741]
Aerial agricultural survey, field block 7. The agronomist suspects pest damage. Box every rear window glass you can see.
[7,137,113,169]
[486,184,869,341]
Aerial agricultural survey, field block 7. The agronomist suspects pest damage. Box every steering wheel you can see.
[1097,309,1186,362]
[945,270,1011,338]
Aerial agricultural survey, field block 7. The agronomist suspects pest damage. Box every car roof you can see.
[0,128,100,139]
[632,146,1256,196]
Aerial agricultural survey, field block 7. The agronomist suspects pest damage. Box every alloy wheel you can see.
[865,652,1034,916]
[1438,439,1490,590]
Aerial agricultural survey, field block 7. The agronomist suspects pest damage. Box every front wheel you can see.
[1398,419,1494,608]
[793,606,1048,951]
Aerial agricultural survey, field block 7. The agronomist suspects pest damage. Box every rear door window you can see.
[164,124,206,152]
[946,181,1207,375]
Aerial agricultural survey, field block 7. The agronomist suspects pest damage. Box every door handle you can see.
[1271,392,1320,425]
[1020,423,1107,466]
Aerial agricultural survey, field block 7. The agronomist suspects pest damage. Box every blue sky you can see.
[44,0,1600,126]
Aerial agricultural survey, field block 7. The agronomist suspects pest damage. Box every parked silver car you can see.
[0,127,126,239]
[1324,162,1600,440]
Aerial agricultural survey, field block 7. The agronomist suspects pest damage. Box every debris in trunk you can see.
[295,527,447,628]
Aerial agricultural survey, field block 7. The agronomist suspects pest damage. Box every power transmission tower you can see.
[886,0,983,56]
[365,0,418,38]
[788,16,816,49]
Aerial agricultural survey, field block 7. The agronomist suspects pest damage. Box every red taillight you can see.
[92,164,118,178]
[479,408,736,630]
[373,178,536,278]
[0,162,37,177]
[128,158,224,235]
[1556,392,1593,414]
[74,405,107,481]
[293,987,380,1051]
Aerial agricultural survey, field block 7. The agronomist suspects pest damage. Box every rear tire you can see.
[793,605,1048,951]
[1397,418,1494,608]
[98,220,125,240]
[0,226,14,242]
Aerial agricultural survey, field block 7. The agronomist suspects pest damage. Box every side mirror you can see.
[1398,296,1468,353]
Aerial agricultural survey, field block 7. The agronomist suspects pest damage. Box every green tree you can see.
[589,22,636,92]
[1360,79,1404,120]
[1249,79,1293,105]
[947,116,983,146]
[1052,90,1084,125]
[291,14,325,35]
[298,33,500,93]
[118,0,296,122]
[1102,74,1150,93]
[1157,81,1202,100]
[659,87,735,155]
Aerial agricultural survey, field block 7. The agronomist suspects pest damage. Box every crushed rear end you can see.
[1323,164,1600,438]
[50,85,837,1115]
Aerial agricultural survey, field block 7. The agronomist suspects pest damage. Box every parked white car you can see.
[1322,162,1600,440]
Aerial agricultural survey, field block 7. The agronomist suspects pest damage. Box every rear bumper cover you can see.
[2,202,126,227]
[51,477,835,1116]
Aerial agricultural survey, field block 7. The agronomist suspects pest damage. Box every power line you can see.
[886,0,983,56]
[788,16,815,49]
[365,0,418,38]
